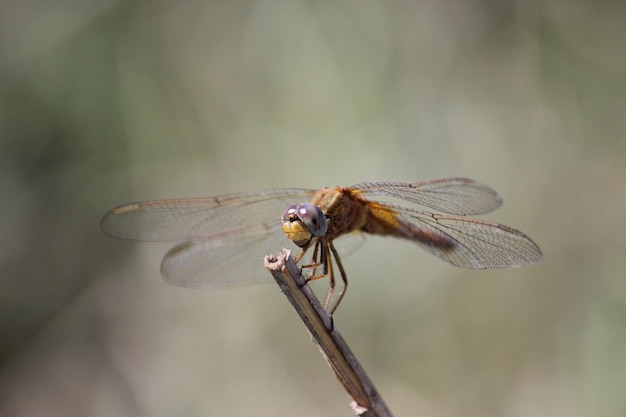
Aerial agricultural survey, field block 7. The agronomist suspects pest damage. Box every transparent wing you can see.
[161,222,367,288]
[331,229,366,258]
[101,187,370,288]
[161,221,297,287]
[388,204,543,268]
[100,188,315,241]
[352,178,503,215]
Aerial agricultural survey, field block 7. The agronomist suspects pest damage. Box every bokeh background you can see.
[2,1,625,416]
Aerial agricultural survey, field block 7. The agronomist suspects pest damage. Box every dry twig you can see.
[265,249,393,417]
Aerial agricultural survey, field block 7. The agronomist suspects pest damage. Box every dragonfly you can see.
[101,178,542,313]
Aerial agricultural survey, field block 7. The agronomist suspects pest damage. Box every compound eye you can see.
[281,204,299,223]
[295,203,328,237]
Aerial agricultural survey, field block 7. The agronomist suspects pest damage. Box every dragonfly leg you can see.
[321,244,335,311]
[295,240,344,317]
[300,240,327,282]
[296,241,317,281]
[327,242,348,316]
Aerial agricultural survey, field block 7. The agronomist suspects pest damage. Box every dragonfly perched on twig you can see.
[101,178,542,313]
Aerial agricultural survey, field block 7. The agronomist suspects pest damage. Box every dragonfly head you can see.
[281,203,328,247]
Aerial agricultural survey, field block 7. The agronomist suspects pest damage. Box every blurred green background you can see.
[2,1,625,416]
